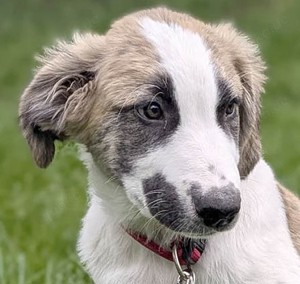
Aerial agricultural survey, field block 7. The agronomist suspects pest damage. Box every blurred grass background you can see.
[0,0,299,283]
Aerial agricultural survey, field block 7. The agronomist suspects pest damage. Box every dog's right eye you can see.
[136,101,164,121]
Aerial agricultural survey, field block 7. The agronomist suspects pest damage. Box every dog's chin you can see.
[153,214,240,240]
[174,229,216,240]
[163,224,218,240]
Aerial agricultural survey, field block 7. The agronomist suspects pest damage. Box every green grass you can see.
[0,0,299,283]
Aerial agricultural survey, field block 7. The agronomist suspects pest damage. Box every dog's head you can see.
[19,8,265,237]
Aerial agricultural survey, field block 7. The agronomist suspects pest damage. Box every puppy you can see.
[19,7,300,284]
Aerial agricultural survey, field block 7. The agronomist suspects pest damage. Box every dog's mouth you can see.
[150,213,239,239]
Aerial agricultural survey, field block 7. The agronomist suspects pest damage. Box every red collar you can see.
[126,230,206,265]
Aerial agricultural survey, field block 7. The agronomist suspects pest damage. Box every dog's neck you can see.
[79,149,300,283]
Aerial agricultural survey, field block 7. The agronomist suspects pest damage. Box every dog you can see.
[19,7,300,284]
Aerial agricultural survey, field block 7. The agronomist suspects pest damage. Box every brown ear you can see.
[214,23,266,178]
[19,33,104,168]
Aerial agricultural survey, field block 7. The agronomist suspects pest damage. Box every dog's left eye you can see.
[225,99,239,117]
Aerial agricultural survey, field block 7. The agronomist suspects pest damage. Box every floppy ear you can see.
[214,23,266,178]
[19,33,104,168]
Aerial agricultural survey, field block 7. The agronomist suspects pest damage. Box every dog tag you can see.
[177,270,195,284]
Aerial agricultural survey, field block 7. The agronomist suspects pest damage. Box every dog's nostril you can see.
[196,206,240,229]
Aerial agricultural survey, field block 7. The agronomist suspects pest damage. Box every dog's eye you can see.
[225,99,239,117]
[142,102,163,120]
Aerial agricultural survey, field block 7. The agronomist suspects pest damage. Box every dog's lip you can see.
[156,220,218,239]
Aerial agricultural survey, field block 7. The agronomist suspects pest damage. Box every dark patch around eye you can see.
[96,74,180,177]
[216,79,240,143]
[217,79,237,107]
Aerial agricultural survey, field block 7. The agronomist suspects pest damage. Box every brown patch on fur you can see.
[19,33,105,167]
[278,183,300,255]
[83,14,164,168]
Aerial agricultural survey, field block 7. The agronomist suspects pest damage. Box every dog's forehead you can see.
[95,8,242,114]
[140,17,218,124]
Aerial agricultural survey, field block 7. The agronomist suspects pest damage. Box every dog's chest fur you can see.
[78,157,300,284]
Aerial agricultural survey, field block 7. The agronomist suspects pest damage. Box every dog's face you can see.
[19,8,265,237]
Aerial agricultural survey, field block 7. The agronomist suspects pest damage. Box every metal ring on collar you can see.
[172,242,195,281]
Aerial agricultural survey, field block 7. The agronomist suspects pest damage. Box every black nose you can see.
[196,206,240,229]
[192,183,241,230]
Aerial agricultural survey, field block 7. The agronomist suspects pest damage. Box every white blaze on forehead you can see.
[121,18,240,216]
[140,17,218,126]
